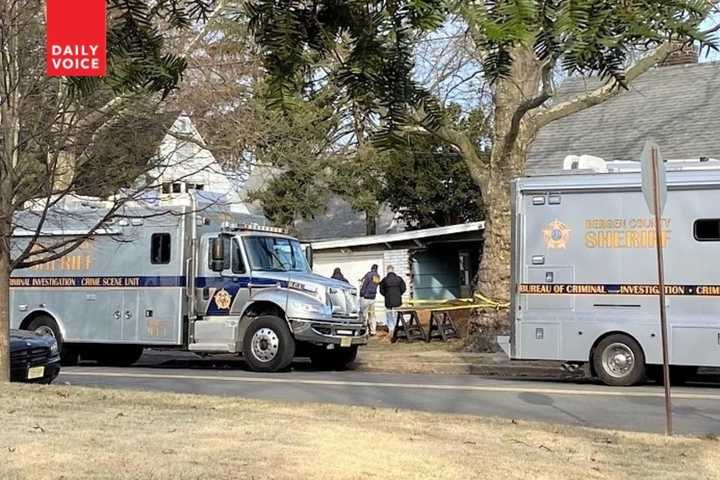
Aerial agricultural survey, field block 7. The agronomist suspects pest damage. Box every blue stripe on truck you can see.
[10,276,187,288]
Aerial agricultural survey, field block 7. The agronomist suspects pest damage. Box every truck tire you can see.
[592,334,646,386]
[26,315,78,366]
[647,365,698,385]
[310,345,358,371]
[96,345,144,367]
[243,315,295,372]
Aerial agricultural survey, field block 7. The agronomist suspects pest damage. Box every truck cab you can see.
[190,224,365,371]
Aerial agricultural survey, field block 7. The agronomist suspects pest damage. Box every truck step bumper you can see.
[290,318,368,346]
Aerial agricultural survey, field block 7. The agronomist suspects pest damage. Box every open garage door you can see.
[313,252,387,323]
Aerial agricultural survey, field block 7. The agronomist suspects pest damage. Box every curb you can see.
[353,361,579,379]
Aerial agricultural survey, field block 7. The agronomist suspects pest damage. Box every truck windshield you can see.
[243,236,310,272]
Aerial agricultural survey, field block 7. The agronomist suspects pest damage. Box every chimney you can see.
[660,42,698,67]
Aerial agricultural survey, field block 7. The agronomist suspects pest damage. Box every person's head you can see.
[333,267,342,276]
[370,264,378,272]
[386,265,394,274]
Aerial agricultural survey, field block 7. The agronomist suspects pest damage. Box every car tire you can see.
[242,315,295,372]
[310,345,358,371]
[26,315,77,366]
[592,334,646,386]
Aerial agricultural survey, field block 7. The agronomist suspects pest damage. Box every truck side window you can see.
[208,237,231,270]
[694,219,720,241]
[151,233,171,264]
[232,239,245,274]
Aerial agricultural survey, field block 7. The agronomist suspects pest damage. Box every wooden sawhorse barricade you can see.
[390,310,426,343]
[390,309,460,343]
[426,310,460,342]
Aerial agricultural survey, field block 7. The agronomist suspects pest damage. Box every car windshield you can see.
[243,236,310,272]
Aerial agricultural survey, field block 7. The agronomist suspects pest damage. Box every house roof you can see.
[311,221,485,250]
[294,195,404,242]
[527,61,720,174]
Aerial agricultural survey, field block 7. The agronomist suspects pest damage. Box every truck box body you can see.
[10,193,365,370]
[511,165,720,369]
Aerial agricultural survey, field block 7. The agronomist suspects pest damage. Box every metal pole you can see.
[651,146,672,436]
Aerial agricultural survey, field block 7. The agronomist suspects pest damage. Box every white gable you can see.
[152,115,249,214]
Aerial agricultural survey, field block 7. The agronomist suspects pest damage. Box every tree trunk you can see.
[0,246,10,383]
[475,46,542,327]
[365,210,377,236]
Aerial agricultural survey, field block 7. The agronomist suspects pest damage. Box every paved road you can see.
[59,352,720,435]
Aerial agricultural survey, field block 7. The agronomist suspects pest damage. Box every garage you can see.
[312,251,388,321]
[310,222,485,325]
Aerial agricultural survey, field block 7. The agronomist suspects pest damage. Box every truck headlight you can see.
[49,340,59,356]
[288,281,326,304]
[291,301,332,316]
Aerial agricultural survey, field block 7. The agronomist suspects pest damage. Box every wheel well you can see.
[242,301,286,321]
[588,331,645,377]
[19,311,56,331]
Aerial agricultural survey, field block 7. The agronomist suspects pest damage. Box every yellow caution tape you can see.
[400,292,509,312]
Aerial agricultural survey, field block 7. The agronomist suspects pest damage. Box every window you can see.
[695,219,720,241]
[243,236,310,272]
[232,239,245,274]
[151,233,171,264]
[209,237,231,270]
[172,183,182,193]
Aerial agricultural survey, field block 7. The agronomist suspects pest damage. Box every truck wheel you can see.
[592,334,646,386]
[243,315,295,372]
[648,365,698,385]
[97,345,144,367]
[26,315,78,366]
[310,345,358,371]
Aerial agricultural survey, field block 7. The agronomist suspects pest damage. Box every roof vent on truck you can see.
[220,222,288,234]
[562,154,720,174]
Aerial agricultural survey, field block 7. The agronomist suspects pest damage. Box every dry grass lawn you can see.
[1,383,718,480]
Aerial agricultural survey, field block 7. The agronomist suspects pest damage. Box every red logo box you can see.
[46,0,106,77]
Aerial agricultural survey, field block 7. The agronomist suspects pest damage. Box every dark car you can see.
[10,329,61,383]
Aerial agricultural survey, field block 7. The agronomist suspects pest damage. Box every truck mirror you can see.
[210,238,225,272]
[304,244,313,269]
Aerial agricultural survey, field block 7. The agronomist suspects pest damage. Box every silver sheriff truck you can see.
[10,193,365,372]
[504,157,720,385]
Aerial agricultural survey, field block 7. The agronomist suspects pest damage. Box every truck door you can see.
[200,236,250,316]
[121,291,139,341]
[517,193,575,359]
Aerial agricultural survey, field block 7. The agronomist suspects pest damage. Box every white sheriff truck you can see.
[11,193,365,372]
[504,157,720,385]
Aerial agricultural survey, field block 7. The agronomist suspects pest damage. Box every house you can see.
[310,222,484,318]
[150,114,264,223]
[527,57,720,173]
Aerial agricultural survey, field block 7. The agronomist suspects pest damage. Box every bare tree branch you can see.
[533,42,674,129]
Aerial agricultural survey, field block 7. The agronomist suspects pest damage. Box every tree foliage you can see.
[246,0,447,143]
[380,106,488,229]
[464,0,714,85]
[71,0,219,98]
[248,1,717,140]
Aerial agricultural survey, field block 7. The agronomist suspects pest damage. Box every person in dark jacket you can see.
[379,265,406,336]
[358,264,381,335]
[331,267,348,283]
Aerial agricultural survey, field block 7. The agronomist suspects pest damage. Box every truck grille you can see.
[328,288,359,318]
[12,347,50,367]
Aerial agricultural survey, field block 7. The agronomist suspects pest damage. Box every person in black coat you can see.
[379,265,406,336]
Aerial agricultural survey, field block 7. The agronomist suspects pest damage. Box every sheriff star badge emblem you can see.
[543,219,571,249]
[214,289,232,310]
